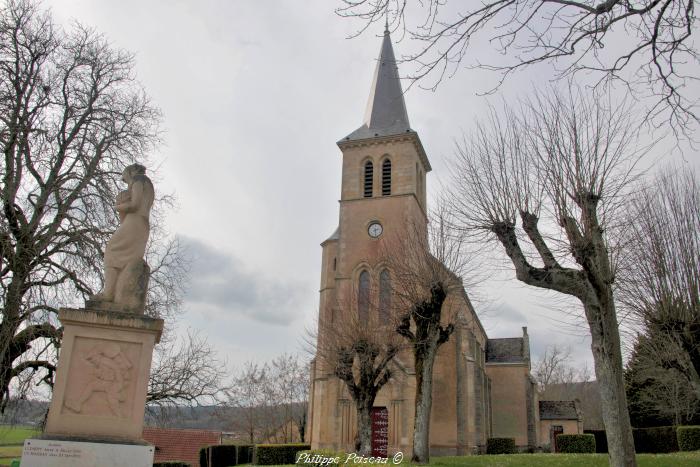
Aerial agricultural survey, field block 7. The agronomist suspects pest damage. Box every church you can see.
[306,28,582,456]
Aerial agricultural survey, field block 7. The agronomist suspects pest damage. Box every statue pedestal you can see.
[44,306,163,442]
[23,306,164,466]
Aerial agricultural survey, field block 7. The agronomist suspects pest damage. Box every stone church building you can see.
[307,29,581,456]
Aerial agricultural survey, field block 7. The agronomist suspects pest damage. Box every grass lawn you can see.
[0,445,22,466]
[282,452,700,466]
[426,452,700,466]
[0,426,39,446]
[0,451,696,467]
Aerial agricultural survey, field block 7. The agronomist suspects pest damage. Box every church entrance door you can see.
[371,407,389,457]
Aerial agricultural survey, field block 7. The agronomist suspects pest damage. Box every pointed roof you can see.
[342,28,411,141]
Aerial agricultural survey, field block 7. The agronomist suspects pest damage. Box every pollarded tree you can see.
[310,286,401,456]
[338,0,698,135]
[0,0,162,409]
[382,208,474,463]
[448,86,648,467]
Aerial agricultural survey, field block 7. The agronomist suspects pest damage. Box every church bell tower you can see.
[317,26,432,329]
[309,26,433,451]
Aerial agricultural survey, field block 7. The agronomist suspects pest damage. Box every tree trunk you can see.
[585,300,636,467]
[0,280,24,411]
[412,346,436,463]
[0,248,36,409]
[356,400,373,456]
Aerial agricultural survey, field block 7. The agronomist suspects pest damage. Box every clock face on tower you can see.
[368,221,383,238]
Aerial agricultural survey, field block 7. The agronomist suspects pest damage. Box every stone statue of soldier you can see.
[91,163,154,313]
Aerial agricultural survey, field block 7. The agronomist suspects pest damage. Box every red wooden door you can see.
[551,425,564,452]
[371,407,389,457]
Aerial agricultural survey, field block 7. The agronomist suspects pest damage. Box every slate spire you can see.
[342,29,411,141]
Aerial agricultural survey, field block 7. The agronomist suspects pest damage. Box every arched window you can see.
[416,163,421,199]
[358,270,370,320]
[382,159,391,196]
[418,169,424,202]
[379,270,391,321]
[363,161,373,198]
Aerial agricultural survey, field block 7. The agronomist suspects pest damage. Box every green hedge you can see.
[678,426,700,451]
[296,449,347,466]
[255,443,311,465]
[486,437,516,454]
[154,462,191,467]
[199,444,237,467]
[633,426,678,453]
[584,430,608,453]
[556,434,595,453]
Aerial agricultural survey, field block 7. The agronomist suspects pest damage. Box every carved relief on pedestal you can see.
[62,338,142,418]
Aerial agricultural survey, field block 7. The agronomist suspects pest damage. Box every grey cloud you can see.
[489,302,528,325]
[181,236,307,325]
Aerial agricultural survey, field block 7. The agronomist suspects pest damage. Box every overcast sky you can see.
[49,0,698,376]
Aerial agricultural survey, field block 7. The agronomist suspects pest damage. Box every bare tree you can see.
[618,167,700,397]
[382,208,473,464]
[448,85,649,467]
[225,361,270,443]
[0,1,221,415]
[337,0,698,135]
[0,0,163,410]
[268,353,309,443]
[534,345,576,392]
[310,287,401,456]
[147,330,227,407]
[222,355,309,444]
[534,345,602,428]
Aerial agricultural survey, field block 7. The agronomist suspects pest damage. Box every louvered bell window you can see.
[364,161,373,198]
[382,159,391,195]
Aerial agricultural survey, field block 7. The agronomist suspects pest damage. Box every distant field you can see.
[0,426,38,446]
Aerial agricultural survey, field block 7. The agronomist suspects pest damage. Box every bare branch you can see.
[338,0,699,136]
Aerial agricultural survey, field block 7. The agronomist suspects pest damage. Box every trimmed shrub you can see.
[556,434,595,453]
[199,444,237,467]
[154,462,191,467]
[677,426,700,451]
[255,443,311,465]
[633,426,678,453]
[486,437,516,454]
[584,430,608,453]
[296,449,347,466]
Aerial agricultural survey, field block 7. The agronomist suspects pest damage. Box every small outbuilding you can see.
[538,400,583,452]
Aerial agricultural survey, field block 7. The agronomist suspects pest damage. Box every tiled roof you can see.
[486,337,525,363]
[539,400,580,420]
[342,29,411,143]
[324,226,340,243]
[143,427,221,465]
